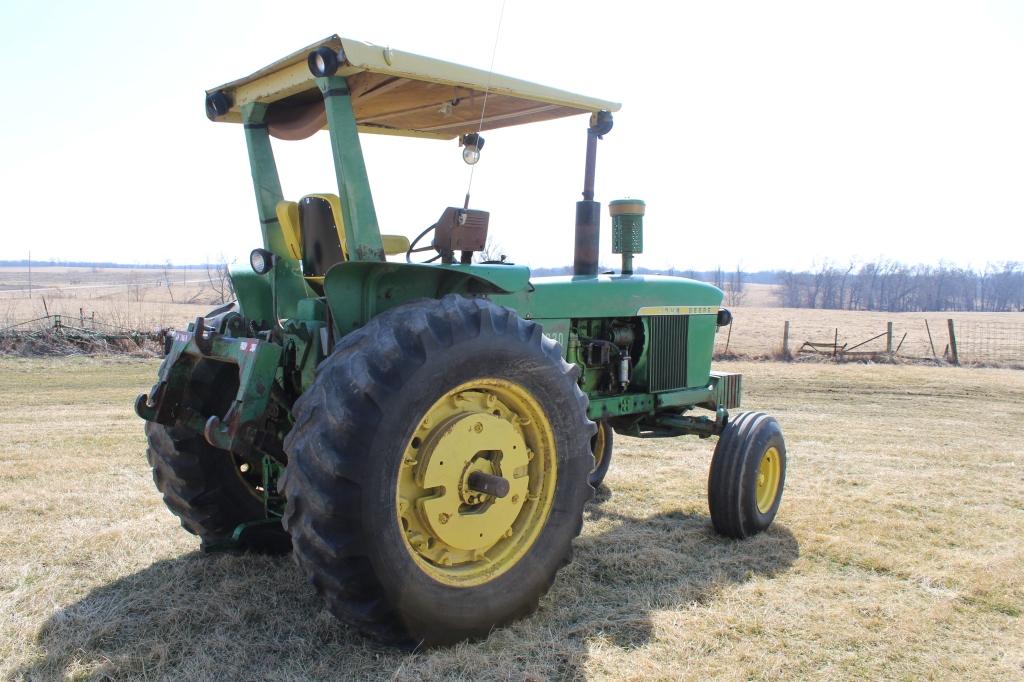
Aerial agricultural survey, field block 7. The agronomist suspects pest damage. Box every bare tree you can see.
[163,260,176,303]
[776,260,1024,312]
[780,271,808,308]
[475,236,507,263]
[206,256,234,304]
[725,265,746,306]
[713,267,725,291]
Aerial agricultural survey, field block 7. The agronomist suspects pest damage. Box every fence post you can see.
[782,321,791,359]
[925,320,937,359]
[947,319,960,365]
[886,322,893,354]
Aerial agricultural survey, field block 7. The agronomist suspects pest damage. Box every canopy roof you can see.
[206,36,620,140]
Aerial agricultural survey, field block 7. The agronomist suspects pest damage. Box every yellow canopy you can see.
[206,36,621,140]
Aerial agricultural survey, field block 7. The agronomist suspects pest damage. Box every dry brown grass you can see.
[729,283,780,308]
[0,267,217,332]
[1,357,1022,680]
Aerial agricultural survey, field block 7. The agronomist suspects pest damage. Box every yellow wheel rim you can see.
[591,421,608,473]
[755,446,782,514]
[396,378,557,587]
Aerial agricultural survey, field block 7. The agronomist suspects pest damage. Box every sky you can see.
[0,0,1022,272]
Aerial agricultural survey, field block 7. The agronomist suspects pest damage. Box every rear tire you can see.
[145,355,290,554]
[146,422,291,553]
[708,411,786,539]
[281,295,594,646]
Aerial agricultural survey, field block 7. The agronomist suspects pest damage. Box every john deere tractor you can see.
[136,36,787,646]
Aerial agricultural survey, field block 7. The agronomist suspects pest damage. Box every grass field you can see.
[0,267,217,332]
[1,357,1022,680]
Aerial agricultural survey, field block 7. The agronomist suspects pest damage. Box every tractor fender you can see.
[323,261,531,335]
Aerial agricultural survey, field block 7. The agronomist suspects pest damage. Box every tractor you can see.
[136,36,787,646]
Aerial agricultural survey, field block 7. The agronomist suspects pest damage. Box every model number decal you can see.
[543,332,566,347]
[636,305,717,316]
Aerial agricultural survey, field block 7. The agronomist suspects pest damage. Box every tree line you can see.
[778,261,1024,312]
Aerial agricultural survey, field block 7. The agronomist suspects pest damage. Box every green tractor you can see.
[136,36,787,646]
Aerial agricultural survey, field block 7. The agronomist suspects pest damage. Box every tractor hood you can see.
[205,35,621,140]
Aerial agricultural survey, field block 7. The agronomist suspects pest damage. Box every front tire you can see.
[282,295,595,646]
[708,411,786,539]
[588,420,613,488]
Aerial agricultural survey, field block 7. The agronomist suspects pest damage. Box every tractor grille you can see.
[648,315,688,392]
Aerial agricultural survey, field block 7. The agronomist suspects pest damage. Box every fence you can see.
[954,322,1024,365]
[4,309,1023,366]
[715,316,1024,368]
[0,312,165,354]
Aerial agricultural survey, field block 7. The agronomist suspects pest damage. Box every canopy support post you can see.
[317,75,386,262]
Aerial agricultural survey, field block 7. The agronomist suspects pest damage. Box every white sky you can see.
[1,0,1022,272]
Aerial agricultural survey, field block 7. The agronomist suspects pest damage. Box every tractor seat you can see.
[275,194,410,278]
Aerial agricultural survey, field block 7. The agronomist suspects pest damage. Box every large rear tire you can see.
[145,358,290,554]
[281,295,595,645]
[708,411,786,539]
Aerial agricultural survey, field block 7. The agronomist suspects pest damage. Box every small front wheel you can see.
[708,411,786,538]
[588,420,613,488]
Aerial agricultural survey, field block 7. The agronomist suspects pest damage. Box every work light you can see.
[250,248,275,275]
[461,133,485,165]
[204,91,231,121]
[308,47,342,77]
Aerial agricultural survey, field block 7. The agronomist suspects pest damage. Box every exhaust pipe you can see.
[573,200,600,276]
[573,111,613,276]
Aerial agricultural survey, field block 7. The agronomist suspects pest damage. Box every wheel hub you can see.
[416,412,529,550]
[396,381,557,586]
[755,446,781,513]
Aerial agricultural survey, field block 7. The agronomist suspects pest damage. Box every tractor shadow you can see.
[15,495,798,680]
[553,488,799,653]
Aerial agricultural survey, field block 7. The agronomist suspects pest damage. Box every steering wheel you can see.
[406,222,441,263]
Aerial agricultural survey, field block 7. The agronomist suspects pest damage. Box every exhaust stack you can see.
[573,111,613,276]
